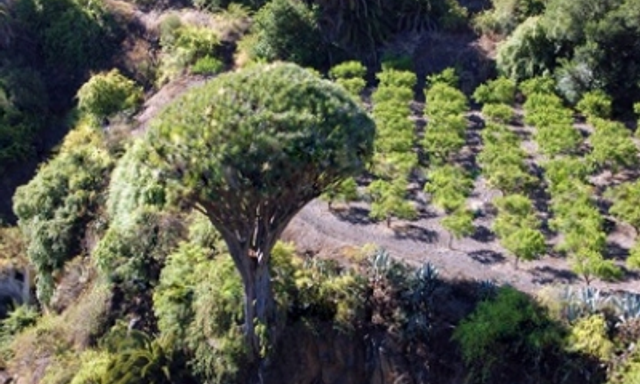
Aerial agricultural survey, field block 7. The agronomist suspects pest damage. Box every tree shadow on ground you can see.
[467,249,505,264]
[531,265,578,285]
[393,224,439,243]
[471,225,495,243]
[606,241,630,261]
[332,206,374,226]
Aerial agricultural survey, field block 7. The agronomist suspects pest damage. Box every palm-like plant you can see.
[0,1,13,49]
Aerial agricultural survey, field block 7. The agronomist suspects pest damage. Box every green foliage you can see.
[146,62,373,357]
[477,124,533,193]
[248,0,327,69]
[608,344,640,384]
[577,90,612,120]
[14,0,119,81]
[520,76,556,96]
[367,179,416,226]
[571,248,622,285]
[158,24,221,84]
[336,78,367,98]
[321,177,359,208]
[496,17,555,82]
[589,118,638,172]
[191,55,224,75]
[69,350,112,384]
[606,181,640,231]
[424,165,473,213]
[330,61,367,98]
[426,67,459,89]
[0,67,48,168]
[329,61,367,80]
[453,287,563,383]
[13,123,113,303]
[77,69,143,121]
[441,208,475,248]
[566,314,614,361]
[0,305,38,362]
[371,68,417,178]
[473,0,546,36]
[481,103,514,123]
[493,194,545,266]
[423,79,468,164]
[627,242,640,270]
[473,77,517,105]
[543,0,640,108]
[376,69,417,89]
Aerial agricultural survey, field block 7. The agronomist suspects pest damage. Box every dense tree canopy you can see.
[142,62,375,358]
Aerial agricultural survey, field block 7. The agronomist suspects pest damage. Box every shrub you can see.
[473,0,545,36]
[566,314,613,361]
[426,67,459,88]
[473,77,517,105]
[158,25,221,84]
[329,61,367,80]
[248,0,327,70]
[520,75,556,96]
[13,123,113,303]
[496,17,555,81]
[453,287,563,382]
[77,69,143,121]
[191,55,224,75]
[336,78,366,98]
[576,90,612,120]
[482,103,514,123]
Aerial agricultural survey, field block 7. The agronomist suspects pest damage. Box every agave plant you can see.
[608,292,640,324]
[370,247,392,282]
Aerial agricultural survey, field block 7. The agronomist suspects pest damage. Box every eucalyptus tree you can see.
[141,63,375,358]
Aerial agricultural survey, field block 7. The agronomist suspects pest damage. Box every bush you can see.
[482,103,514,123]
[566,314,613,361]
[473,77,517,105]
[576,90,612,120]
[496,17,555,82]
[248,0,327,70]
[329,61,367,80]
[191,55,224,75]
[453,287,564,382]
[15,0,120,91]
[473,0,546,36]
[77,69,143,121]
[13,123,113,303]
[158,25,222,84]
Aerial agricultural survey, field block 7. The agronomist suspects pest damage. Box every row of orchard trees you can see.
[367,67,419,225]
[520,78,629,284]
[473,77,546,268]
[422,71,475,249]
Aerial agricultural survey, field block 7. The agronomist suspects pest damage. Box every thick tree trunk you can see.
[448,234,454,250]
[233,246,276,362]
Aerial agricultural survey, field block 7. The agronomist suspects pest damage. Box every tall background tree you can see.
[142,62,375,359]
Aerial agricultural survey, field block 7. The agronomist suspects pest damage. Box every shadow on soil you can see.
[332,206,374,226]
[467,249,505,264]
[393,224,439,243]
[531,265,578,285]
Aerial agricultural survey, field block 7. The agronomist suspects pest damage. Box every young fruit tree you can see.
[141,63,375,359]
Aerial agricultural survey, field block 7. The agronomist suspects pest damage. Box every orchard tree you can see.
[321,177,359,210]
[142,63,375,358]
[441,208,475,250]
[367,178,416,227]
[502,227,546,269]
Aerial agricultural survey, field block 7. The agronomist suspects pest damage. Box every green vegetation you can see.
[142,62,374,358]
[453,287,563,383]
[76,69,143,122]
[13,123,113,303]
[4,0,640,382]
